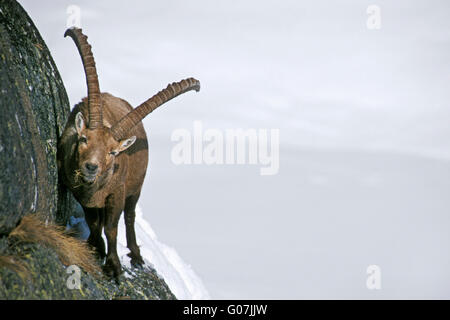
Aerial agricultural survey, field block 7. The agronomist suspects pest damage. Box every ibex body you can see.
[58,28,200,278]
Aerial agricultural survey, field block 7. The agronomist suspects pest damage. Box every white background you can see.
[20,0,450,298]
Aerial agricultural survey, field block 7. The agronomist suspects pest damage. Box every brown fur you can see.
[9,214,101,276]
[58,94,148,278]
[59,28,199,279]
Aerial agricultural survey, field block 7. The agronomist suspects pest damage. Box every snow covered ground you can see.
[21,0,450,299]
[116,205,210,299]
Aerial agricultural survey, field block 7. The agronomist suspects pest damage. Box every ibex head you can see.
[73,112,136,183]
[64,28,200,185]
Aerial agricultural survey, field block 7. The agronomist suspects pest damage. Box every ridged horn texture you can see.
[110,77,200,141]
[64,27,102,128]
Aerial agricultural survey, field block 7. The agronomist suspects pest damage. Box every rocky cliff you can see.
[0,0,175,300]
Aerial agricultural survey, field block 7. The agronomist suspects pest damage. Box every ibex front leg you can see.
[103,192,124,279]
[124,193,144,267]
[84,207,106,260]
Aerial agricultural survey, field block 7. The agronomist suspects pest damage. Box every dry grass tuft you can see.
[8,214,101,276]
[0,255,30,281]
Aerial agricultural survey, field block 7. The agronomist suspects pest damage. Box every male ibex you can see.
[58,28,200,278]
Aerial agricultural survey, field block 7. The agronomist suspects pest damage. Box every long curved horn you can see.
[110,77,200,141]
[64,27,103,128]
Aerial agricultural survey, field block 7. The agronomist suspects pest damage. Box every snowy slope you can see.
[115,205,210,300]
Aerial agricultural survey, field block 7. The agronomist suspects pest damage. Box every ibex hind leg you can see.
[84,207,106,260]
[124,194,145,268]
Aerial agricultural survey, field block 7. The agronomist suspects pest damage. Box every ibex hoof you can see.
[128,252,145,269]
[95,250,106,262]
[103,257,122,280]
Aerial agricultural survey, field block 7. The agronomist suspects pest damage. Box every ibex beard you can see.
[58,28,200,279]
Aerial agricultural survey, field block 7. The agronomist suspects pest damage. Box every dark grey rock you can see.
[0,0,76,234]
[0,0,176,300]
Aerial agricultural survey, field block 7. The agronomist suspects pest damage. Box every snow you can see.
[20,0,450,299]
[116,205,210,300]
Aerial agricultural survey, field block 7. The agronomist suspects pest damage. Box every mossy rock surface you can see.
[0,237,176,300]
[0,0,177,300]
[0,0,75,234]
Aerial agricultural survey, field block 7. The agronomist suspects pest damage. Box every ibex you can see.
[58,28,200,278]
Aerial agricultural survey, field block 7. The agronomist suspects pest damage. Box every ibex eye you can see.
[79,136,87,144]
[110,151,118,156]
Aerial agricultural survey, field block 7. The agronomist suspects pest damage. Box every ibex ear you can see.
[118,136,136,153]
[75,112,86,136]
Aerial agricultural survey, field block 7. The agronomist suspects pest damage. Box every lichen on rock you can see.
[0,235,175,300]
[0,0,176,300]
[0,0,74,234]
